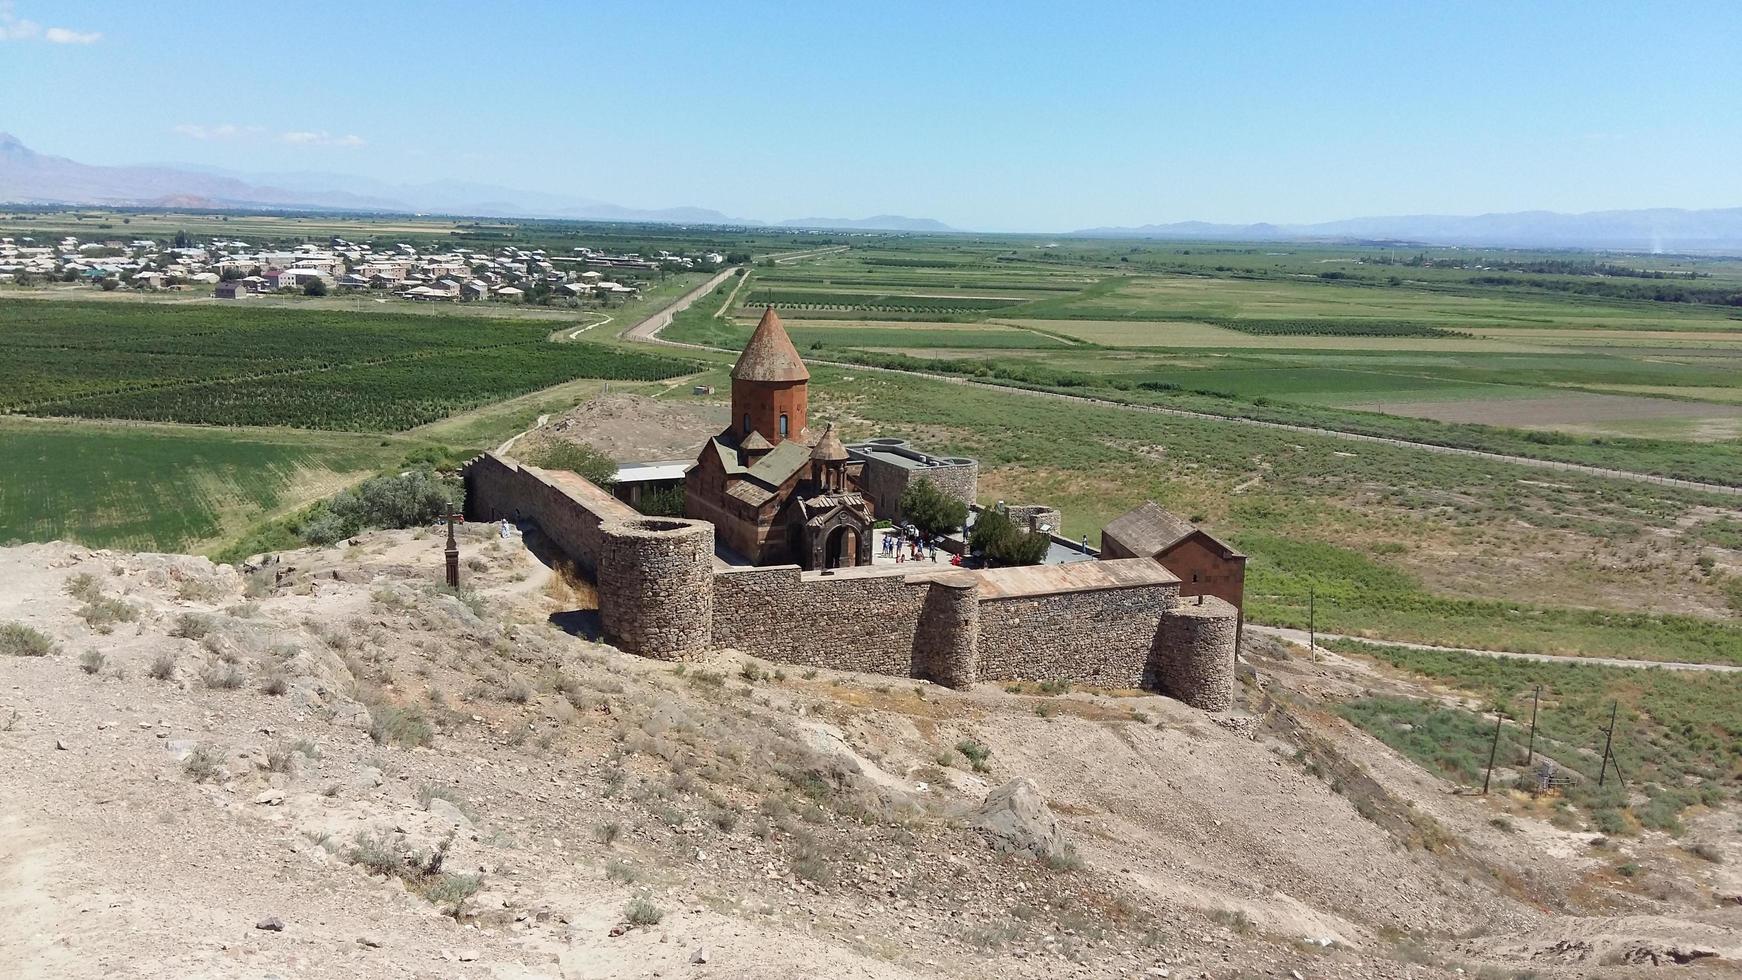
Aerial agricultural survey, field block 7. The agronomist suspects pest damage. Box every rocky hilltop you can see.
[0,531,1735,978]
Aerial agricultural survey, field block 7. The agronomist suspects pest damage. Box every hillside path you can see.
[628,322,1742,498]
[1246,623,1742,673]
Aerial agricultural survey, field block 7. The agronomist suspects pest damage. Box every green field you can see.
[0,418,397,552]
[0,299,697,430]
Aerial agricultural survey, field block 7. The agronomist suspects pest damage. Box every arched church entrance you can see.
[827,525,859,569]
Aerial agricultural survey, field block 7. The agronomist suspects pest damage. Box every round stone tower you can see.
[1154,595,1239,711]
[919,571,980,689]
[597,517,715,659]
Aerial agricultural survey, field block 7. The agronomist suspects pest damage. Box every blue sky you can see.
[2,1,1738,230]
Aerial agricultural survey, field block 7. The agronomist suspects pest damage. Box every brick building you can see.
[1101,502,1246,618]
[684,307,876,569]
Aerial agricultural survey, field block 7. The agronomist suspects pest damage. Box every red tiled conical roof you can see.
[731,307,809,383]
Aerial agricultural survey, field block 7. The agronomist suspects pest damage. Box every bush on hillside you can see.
[300,470,460,546]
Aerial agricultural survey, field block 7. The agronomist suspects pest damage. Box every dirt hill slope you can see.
[0,532,1734,978]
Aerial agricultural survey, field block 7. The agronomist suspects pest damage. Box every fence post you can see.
[1483,712,1506,795]
[1598,700,1618,787]
[1525,684,1541,765]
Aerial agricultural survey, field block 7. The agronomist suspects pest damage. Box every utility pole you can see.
[444,501,461,590]
[1598,700,1618,787]
[1483,711,1506,795]
[1525,684,1542,765]
[1308,585,1317,663]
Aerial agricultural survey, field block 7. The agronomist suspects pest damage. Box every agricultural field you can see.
[0,299,697,431]
[0,417,397,552]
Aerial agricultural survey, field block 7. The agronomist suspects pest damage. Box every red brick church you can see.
[685,307,875,569]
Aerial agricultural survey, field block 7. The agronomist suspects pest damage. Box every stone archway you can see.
[827,525,859,569]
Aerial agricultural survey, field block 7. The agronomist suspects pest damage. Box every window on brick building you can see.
[779,413,789,437]
[742,413,750,433]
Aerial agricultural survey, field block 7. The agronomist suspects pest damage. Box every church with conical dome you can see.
[684,307,876,568]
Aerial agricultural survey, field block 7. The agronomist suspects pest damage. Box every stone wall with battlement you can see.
[460,452,1237,709]
[462,453,640,577]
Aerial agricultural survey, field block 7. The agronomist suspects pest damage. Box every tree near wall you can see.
[969,507,1051,567]
[899,477,968,541]
[521,440,617,487]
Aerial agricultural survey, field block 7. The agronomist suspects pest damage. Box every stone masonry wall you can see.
[851,446,978,523]
[976,583,1177,689]
[712,566,938,678]
[1153,595,1239,710]
[597,518,715,658]
[462,453,638,576]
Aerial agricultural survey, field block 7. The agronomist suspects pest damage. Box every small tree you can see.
[302,278,328,297]
[522,440,616,487]
[899,478,967,541]
[969,508,1050,567]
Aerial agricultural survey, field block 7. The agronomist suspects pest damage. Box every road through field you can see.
[629,319,1742,499]
[618,267,741,343]
[1247,624,1742,673]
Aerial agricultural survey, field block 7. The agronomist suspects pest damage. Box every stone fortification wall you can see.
[712,565,948,678]
[461,453,638,577]
[848,439,978,523]
[598,518,715,658]
[1001,505,1063,534]
[461,452,1236,711]
[1154,595,1239,710]
[977,583,1175,689]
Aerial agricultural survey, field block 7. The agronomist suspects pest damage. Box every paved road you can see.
[630,320,1742,499]
[1247,623,1742,674]
[618,268,741,343]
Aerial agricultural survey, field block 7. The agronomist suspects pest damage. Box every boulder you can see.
[971,778,1065,860]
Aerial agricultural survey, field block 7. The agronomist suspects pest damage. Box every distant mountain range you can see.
[0,133,955,232]
[5,133,1738,248]
[1072,209,1742,251]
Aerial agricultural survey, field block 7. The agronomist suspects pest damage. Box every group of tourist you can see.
[881,528,939,564]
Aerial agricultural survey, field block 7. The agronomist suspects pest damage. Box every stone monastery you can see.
[462,308,1243,711]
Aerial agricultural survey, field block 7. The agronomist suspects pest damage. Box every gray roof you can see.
[1102,501,1242,559]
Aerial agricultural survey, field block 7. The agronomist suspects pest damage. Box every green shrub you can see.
[301,470,461,546]
[623,896,663,927]
[0,622,56,657]
[368,703,434,747]
[520,440,616,486]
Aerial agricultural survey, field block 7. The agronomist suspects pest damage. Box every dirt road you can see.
[617,267,742,343]
[1247,623,1742,673]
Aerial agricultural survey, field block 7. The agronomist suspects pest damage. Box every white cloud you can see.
[279,131,366,148]
[0,2,100,43]
[44,26,100,44]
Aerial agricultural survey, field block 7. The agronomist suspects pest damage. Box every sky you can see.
[2,0,1739,231]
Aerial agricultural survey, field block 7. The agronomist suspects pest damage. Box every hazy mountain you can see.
[0,134,748,224]
[1073,208,1742,251]
[778,215,956,232]
[0,133,404,211]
